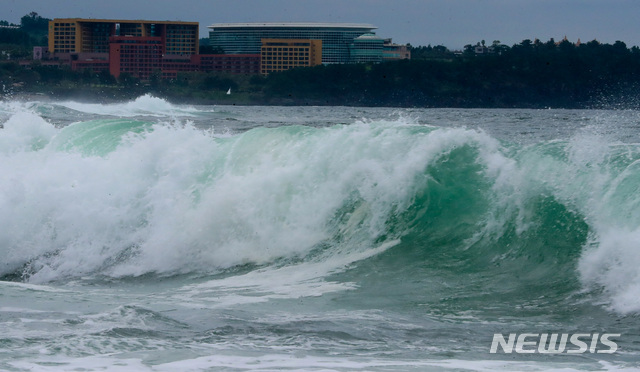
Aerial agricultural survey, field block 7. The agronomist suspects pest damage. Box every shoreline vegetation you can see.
[2,14,640,108]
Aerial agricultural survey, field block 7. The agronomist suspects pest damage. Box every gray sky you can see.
[5,0,640,49]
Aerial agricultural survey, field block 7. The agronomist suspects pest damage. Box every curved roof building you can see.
[208,22,377,64]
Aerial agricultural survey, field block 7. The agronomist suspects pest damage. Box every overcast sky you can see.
[5,0,640,49]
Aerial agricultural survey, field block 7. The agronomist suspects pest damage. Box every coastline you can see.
[0,88,600,109]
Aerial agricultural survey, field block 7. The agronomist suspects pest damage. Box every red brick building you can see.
[195,54,261,74]
[109,36,163,79]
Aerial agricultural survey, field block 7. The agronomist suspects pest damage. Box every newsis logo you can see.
[490,333,621,354]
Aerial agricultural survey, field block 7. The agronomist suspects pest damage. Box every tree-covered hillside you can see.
[258,39,640,108]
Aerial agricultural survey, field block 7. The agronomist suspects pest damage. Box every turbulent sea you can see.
[1,95,640,371]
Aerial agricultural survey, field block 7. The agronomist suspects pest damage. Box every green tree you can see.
[20,12,50,35]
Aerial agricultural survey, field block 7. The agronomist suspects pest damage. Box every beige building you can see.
[260,39,322,75]
[383,39,411,61]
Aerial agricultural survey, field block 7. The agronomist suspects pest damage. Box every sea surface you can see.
[1,95,640,371]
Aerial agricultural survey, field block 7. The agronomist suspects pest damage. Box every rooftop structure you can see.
[208,22,377,64]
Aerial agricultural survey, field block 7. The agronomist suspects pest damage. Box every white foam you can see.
[0,110,57,153]
[10,354,628,372]
[516,129,640,313]
[170,240,398,308]
[0,281,70,292]
[4,99,640,317]
[1,113,496,283]
[579,227,640,313]
[0,107,554,286]
[56,94,205,117]
[9,357,153,372]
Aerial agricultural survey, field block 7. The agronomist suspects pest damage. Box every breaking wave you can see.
[1,100,640,315]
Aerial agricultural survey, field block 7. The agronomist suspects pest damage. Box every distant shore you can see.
[3,85,633,110]
[5,38,640,110]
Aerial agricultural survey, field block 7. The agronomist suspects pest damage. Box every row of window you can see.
[263,61,308,66]
[119,53,161,56]
[262,65,300,70]
[262,47,310,52]
[262,56,309,62]
[166,43,195,47]
[213,30,365,38]
[119,53,161,57]
[119,44,161,48]
[167,30,196,35]
[166,25,196,30]
[202,61,259,65]
[263,52,310,57]
[205,65,259,68]
[200,57,259,61]
[120,59,161,63]
[121,65,160,69]
[351,44,384,50]
[117,41,161,45]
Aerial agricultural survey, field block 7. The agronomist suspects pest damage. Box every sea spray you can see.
[2,106,640,317]
[55,94,205,118]
[0,109,515,282]
[2,99,640,371]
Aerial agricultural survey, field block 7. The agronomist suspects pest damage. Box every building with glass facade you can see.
[349,33,384,63]
[208,22,378,64]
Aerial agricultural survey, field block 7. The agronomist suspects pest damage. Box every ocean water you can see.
[1,94,640,371]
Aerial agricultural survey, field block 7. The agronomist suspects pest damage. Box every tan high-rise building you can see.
[48,18,198,55]
[260,39,322,75]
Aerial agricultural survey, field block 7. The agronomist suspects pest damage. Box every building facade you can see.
[349,33,384,63]
[48,19,199,56]
[208,22,377,64]
[109,36,163,79]
[196,54,261,74]
[260,39,322,75]
[45,18,260,80]
[382,40,411,61]
[160,54,261,79]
